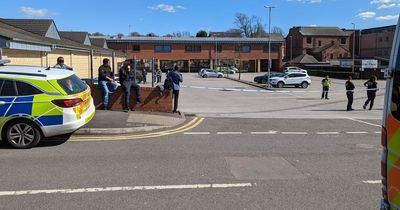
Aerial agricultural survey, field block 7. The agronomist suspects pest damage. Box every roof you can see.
[209,32,242,38]
[362,25,396,35]
[0,18,55,37]
[107,35,285,44]
[0,65,74,80]
[0,21,52,46]
[289,54,319,64]
[312,43,334,53]
[59,31,91,45]
[89,37,108,48]
[298,27,348,37]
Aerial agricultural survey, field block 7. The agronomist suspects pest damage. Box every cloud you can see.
[287,0,322,3]
[19,6,50,17]
[147,4,186,13]
[371,0,400,9]
[376,14,399,20]
[356,11,376,19]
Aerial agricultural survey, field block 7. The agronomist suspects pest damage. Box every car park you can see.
[269,72,311,88]
[0,60,95,149]
[202,69,224,78]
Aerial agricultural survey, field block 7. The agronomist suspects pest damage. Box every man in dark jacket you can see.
[363,76,378,110]
[167,65,183,113]
[345,76,355,111]
[119,60,141,112]
[98,58,118,110]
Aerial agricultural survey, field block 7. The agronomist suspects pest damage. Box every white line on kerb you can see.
[316,132,340,135]
[0,183,254,196]
[346,131,369,134]
[363,180,381,184]
[184,132,211,135]
[345,118,381,128]
[217,132,242,135]
[281,132,308,135]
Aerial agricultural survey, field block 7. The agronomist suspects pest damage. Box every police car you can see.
[0,60,95,149]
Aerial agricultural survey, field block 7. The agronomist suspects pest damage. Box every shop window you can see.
[235,45,251,52]
[154,45,172,52]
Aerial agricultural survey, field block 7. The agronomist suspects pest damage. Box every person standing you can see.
[345,76,355,111]
[167,66,183,113]
[363,76,378,110]
[53,57,73,70]
[142,69,147,84]
[156,69,162,83]
[119,60,142,112]
[98,58,118,110]
[321,75,332,100]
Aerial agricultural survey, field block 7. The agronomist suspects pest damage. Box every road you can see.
[0,73,384,209]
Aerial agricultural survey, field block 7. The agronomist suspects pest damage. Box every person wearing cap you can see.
[98,58,118,110]
[53,57,73,70]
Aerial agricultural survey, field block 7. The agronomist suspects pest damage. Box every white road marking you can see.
[281,132,308,135]
[363,180,381,184]
[0,183,254,196]
[345,117,381,128]
[316,132,340,135]
[346,131,369,134]
[217,132,242,135]
[184,132,211,135]
[251,131,278,135]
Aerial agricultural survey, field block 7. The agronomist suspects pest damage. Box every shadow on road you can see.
[0,133,71,149]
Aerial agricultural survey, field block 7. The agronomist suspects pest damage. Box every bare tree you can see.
[271,26,285,36]
[234,13,266,38]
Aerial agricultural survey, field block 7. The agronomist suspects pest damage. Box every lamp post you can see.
[351,23,356,74]
[264,5,275,87]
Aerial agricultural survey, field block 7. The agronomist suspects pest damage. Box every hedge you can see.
[307,69,361,79]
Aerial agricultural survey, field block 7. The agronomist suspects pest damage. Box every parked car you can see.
[284,67,308,74]
[198,68,209,77]
[0,60,95,149]
[202,69,224,78]
[269,72,311,88]
[253,72,280,84]
[216,67,237,74]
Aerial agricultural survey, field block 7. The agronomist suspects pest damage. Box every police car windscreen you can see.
[57,75,88,95]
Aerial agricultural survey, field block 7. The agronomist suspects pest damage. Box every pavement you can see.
[74,110,186,135]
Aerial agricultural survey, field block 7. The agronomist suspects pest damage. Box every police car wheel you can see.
[5,120,41,149]
[301,82,309,89]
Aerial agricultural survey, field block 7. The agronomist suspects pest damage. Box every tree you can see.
[91,32,104,36]
[116,33,124,39]
[196,30,208,37]
[129,32,141,37]
[234,13,266,38]
[146,33,157,37]
[172,31,191,37]
[271,26,285,36]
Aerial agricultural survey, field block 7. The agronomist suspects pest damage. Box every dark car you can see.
[254,72,279,84]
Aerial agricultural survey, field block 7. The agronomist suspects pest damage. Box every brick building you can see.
[286,27,351,62]
[106,35,285,72]
[360,25,396,60]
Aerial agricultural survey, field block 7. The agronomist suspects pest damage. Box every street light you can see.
[264,5,275,88]
[351,23,356,74]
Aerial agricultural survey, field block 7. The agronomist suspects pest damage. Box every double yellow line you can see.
[70,117,204,142]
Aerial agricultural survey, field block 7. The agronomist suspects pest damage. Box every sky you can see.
[0,0,399,36]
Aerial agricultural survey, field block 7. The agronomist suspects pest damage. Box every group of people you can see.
[98,59,182,113]
[321,75,379,111]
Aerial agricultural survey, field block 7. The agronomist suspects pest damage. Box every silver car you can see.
[202,69,224,78]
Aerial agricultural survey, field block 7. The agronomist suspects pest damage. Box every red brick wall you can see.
[361,30,395,59]
[107,42,282,60]
[90,86,173,112]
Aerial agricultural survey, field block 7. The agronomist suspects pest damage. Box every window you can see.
[331,40,335,45]
[58,75,88,95]
[214,45,222,52]
[341,38,346,45]
[154,45,172,52]
[185,45,201,52]
[339,54,342,58]
[386,36,390,42]
[306,37,312,44]
[0,80,17,96]
[132,45,140,52]
[384,50,389,56]
[330,54,334,59]
[264,44,280,52]
[318,41,322,46]
[16,82,42,96]
[235,45,251,52]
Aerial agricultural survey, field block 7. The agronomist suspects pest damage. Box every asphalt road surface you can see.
[0,74,384,209]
